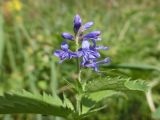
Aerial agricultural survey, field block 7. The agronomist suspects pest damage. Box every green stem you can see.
[75,35,81,83]
[75,34,82,115]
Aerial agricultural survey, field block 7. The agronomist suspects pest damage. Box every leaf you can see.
[63,94,74,111]
[85,77,148,93]
[85,77,128,92]
[0,90,73,118]
[81,90,125,114]
[0,10,5,66]
[124,80,148,92]
[152,106,160,119]
[80,77,148,118]
[103,64,160,72]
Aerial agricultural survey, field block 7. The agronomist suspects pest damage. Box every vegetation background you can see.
[0,0,160,120]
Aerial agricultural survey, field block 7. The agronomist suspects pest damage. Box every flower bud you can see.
[61,33,74,40]
[74,14,82,33]
[82,21,94,31]
[84,31,101,39]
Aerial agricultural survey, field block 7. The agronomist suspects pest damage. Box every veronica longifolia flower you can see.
[78,40,100,66]
[54,41,77,63]
[54,14,110,71]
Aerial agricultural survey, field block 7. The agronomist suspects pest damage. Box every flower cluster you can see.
[54,14,110,71]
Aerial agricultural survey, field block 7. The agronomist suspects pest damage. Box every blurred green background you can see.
[0,0,160,120]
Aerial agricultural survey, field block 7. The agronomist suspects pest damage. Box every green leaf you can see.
[103,64,160,72]
[85,77,148,93]
[80,77,148,118]
[0,90,73,118]
[0,9,5,66]
[152,106,160,119]
[63,94,74,111]
[82,90,124,114]
[124,80,148,92]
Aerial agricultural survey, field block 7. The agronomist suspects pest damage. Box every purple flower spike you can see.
[74,14,82,33]
[54,14,110,72]
[62,33,74,40]
[82,21,94,31]
[84,31,101,39]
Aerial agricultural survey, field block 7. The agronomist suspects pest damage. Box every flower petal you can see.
[61,41,69,51]
[88,54,95,58]
[84,31,101,39]
[84,61,99,72]
[82,21,94,31]
[54,50,63,57]
[77,49,83,57]
[69,52,78,59]
[61,33,74,40]
[81,56,88,65]
[96,46,109,50]
[85,63,95,67]
[74,14,82,33]
[82,40,90,50]
[94,37,102,41]
[96,57,110,65]
[93,51,101,58]
[91,39,96,48]
[94,66,99,72]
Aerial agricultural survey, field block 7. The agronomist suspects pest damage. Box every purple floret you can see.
[84,31,101,39]
[54,41,78,63]
[82,21,94,31]
[84,57,110,72]
[78,40,100,66]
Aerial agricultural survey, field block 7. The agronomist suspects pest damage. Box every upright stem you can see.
[146,89,156,112]
[75,34,82,115]
[75,34,81,83]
